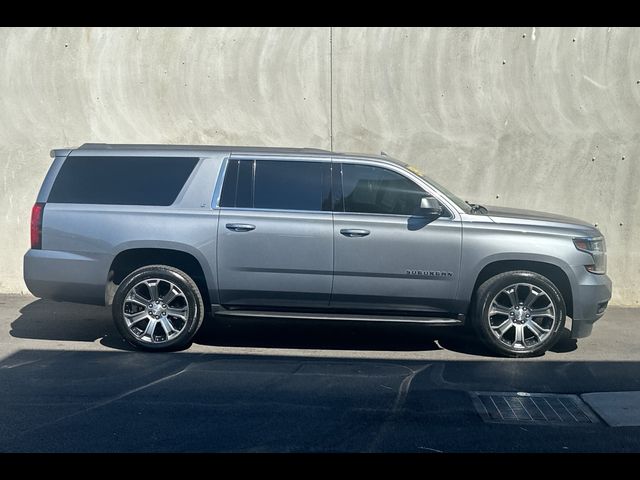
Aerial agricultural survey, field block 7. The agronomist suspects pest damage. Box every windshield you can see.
[387,157,472,213]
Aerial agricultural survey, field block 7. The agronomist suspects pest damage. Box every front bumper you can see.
[569,265,612,339]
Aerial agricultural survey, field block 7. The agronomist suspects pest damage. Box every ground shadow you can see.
[194,315,445,352]
[1,348,639,452]
[9,298,115,342]
[550,327,578,353]
[10,298,577,356]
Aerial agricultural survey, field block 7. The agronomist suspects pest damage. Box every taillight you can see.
[30,202,45,249]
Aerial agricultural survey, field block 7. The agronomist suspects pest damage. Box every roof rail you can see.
[79,143,110,149]
[50,148,75,158]
[302,147,332,153]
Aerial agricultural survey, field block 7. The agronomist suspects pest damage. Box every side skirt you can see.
[211,304,465,326]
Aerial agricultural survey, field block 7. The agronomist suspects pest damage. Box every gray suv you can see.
[24,144,612,357]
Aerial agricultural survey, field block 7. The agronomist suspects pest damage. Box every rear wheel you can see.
[112,265,204,351]
[473,271,566,357]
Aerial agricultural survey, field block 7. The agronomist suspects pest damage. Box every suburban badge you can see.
[406,269,454,277]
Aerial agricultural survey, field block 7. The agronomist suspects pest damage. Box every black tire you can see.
[473,270,566,358]
[112,265,205,352]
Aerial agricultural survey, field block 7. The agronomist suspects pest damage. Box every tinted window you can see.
[220,159,331,211]
[219,159,239,207]
[254,161,330,211]
[219,159,254,208]
[48,156,198,206]
[236,160,254,208]
[341,164,427,215]
[331,162,344,212]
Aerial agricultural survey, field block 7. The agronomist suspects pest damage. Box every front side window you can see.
[219,159,331,211]
[341,164,428,216]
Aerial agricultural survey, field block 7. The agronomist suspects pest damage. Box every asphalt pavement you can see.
[1,294,639,452]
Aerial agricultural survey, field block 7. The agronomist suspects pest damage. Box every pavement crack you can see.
[4,365,190,442]
[418,446,443,453]
[428,363,458,389]
[392,364,429,413]
[0,359,40,369]
[367,363,430,452]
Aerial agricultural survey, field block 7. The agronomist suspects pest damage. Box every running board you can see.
[213,309,464,326]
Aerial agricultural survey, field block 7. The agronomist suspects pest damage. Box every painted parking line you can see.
[581,391,640,427]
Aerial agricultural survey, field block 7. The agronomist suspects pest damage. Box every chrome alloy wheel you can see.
[488,283,556,350]
[122,278,190,344]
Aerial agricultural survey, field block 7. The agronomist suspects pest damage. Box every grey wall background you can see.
[0,27,638,306]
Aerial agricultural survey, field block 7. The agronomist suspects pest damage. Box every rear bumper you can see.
[23,249,107,305]
[570,266,612,339]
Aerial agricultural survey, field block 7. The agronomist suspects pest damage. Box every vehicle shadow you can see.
[2,347,639,452]
[9,298,577,356]
[195,315,448,352]
[8,297,132,350]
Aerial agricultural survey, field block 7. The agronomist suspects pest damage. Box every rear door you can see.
[330,161,462,313]
[216,156,334,308]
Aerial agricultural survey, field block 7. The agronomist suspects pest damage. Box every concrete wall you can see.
[0,27,638,306]
[0,27,331,293]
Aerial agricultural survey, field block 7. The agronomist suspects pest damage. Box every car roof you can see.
[63,143,391,162]
[77,143,332,154]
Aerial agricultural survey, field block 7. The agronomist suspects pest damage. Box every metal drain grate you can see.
[471,392,600,425]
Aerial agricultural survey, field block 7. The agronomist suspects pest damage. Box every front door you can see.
[331,162,462,313]
[217,157,333,308]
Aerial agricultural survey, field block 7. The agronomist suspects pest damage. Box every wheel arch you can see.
[468,259,573,318]
[106,247,214,310]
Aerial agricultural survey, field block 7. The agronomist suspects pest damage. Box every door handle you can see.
[226,223,256,232]
[340,228,370,237]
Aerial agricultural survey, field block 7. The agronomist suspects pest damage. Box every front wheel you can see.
[473,271,566,357]
[112,265,205,351]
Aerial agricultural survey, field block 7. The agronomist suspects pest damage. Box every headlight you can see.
[573,236,607,274]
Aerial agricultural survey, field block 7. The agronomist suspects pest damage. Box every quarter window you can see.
[48,156,198,206]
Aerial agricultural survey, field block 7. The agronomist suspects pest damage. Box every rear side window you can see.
[48,156,198,206]
[219,159,254,208]
[220,159,331,211]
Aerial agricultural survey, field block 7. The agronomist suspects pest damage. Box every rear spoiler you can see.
[49,148,74,158]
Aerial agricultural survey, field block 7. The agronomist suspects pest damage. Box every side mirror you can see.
[419,197,443,216]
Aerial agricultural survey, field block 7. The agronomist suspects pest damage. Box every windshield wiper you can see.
[465,201,488,214]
